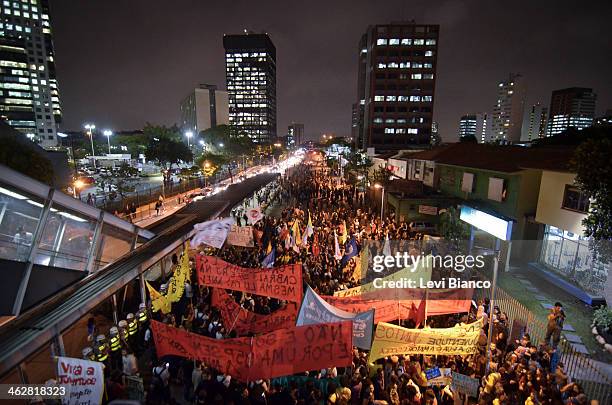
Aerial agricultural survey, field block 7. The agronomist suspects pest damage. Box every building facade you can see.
[355,22,439,151]
[520,103,548,142]
[491,73,525,143]
[546,87,596,136]
[458,113,491,142]
[223,33,276,143]
[179,84,229,135]
[287,122,304,147]
[0,0,62,148]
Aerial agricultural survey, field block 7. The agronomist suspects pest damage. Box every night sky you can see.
[50,0,612,142]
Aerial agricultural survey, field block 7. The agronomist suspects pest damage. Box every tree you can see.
[113,133,147,157]
[570,136,612,264]
[144,124,193,180]
[459,134,477,143]
[371,166,394,189]
[439,206,470,250]
[0,130,55,185]
[200,125,255,157]
[430,131,442,146]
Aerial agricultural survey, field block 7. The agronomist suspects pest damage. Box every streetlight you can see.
[218,143,224,148]
[84,123,96,169]
[73,178,85,199]
[103,130,112,155]
[374,183,385,222]
[185,131,193,148]
[26,133,35,142]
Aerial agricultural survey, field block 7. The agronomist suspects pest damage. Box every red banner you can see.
[212,289,298,335]
[323,296,425,324]
[426,289,473,316]
[196,255,303,302]
[151,320,352,381]
[150,320,251,381]
[249,321,353,380]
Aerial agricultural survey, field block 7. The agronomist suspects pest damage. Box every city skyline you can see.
[49,0,611,142]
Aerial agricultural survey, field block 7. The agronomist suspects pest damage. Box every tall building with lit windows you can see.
[223,32,276,143]
[458,113,492,143]
[520,103,547,141]
[0,0,61,148]
[491,73,525,143]
[546,87,596,136]
[355,22,439,151]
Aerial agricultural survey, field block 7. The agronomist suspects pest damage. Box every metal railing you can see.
[474,284,611,403]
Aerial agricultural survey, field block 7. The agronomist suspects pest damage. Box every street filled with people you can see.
[86,152,590,405]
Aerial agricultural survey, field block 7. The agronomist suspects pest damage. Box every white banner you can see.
[56,356,104,405]
[246,206,263,224]
[192,217,234,249]
[227,225,254,247]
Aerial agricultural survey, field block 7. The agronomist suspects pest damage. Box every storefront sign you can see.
[418,205,438,215]
[460,205,513,241]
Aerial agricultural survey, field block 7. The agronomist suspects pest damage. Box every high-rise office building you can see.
[458,113,491,142]
[287,122,304,147]
[355,22,439,151]
[0,0,61,148]
[179,84,229,135]
[223,32,276,143]
[520,103,547,141]
[491,73,525,143]
[546,87,596,136]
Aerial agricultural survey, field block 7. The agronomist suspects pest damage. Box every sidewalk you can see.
[116,190,195,229]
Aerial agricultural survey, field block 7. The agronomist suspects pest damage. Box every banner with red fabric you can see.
[196,255,303,302]
[212,288,298,335]
[151,320,352,381]
[323,295,426,325]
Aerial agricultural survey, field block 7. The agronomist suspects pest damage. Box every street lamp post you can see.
[84,123,96,169]
[103,130,112,154]
[374,183,385,222]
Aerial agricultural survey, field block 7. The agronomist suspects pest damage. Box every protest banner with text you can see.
[196,255,303,302]
[322,295,425,325]
[369,319,483,361]
[227,225,255,247]
[451,371,480,397]
[56,356,104,405]
[212,288,298,335]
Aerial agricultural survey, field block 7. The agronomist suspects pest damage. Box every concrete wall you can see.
[535,171,585,235]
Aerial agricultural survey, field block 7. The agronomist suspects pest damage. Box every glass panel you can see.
[34,204,97,271]
[558,237,577,275]
[0,182,44,262]
[94,224,133,271]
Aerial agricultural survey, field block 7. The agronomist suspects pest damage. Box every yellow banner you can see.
[166,242,190,303]
[369,318,483,360]
[146,281,171,314]
[334,255,433,297]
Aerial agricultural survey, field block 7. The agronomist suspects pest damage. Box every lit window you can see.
[386,95,397,101]
[389,38,400,45]
[400,62,410,68]
[425,50,433,57]
[423,73,434,79]
[411,74,422,80]
[388,62,399,68]
[398,96,409,102]
[422,96,432,102]
[414,39,424,45]
[424,63,432,68]
[374,96,384,101]
[396,128,407,134]
[412,62,423,68]
[426,39,436,45]
[401,39,412,45]
[407,128,418,134]
[384,128,395,134]
[376,38,388,46]
[385,118,395,123]
[373,118,383,124]
[397,119,407,124]
[377,63,387,69]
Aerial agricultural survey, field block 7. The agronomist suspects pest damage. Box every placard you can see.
[451,372,480,397]
[227,225,255,247]
[56,356,104,405]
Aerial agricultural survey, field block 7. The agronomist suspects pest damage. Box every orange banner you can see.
[249,321,353,380]
[151,320,352,381]
[150,320,251,381]
[196,255,303,302]
[323,296,425,324]
[212,289,298,335]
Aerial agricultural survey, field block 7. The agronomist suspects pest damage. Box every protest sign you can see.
[192,217,234,248]
[151,320,352,381]
[196,255,303,302]
[425,367,441,380]
[56,356,104,405]
[212,288,298,335]
[247,206,263,224]
[151,320,251,381]
[322,296,425,324]
[227,225,255,247]
[249,321,353,380]
[296,286,374,349]
[451,372,480,397]
[369,319,483,361]
[427,368,452,386]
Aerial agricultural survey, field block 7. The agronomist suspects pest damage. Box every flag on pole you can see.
[292,219,302,246]
[340,237,359,268]
[146,281,171,314]
[334,231,342,261]
[306,212,314,237]
[246,206,263,225]
[261,247,275,268]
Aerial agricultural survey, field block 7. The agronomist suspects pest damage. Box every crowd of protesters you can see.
[97,156,589,405]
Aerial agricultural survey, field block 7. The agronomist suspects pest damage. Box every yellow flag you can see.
[369,318,483,361]
[167,244,189,303]
[266,241,272,255]
[146,281,171,314]
[292,219,302,246]
[340,220,347,245]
